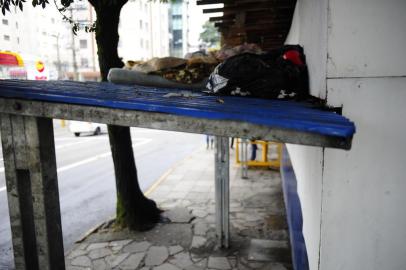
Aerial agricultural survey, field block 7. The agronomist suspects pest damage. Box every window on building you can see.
[74,3,87,10]
[172,3,182,15]
[80,39,88,49]
[173,30,182,48]
[81,58,89,68]
[78,20,87,28]
[15,22,18,29]
[145,22,149,30]
[4,35,10,41]
[17,37,20,44]
[172,17,182,30]
[146,40,149,50]
[2,19,8,25]
[51,18,55,23]
[139,20,143,30]
[140,39,144,48]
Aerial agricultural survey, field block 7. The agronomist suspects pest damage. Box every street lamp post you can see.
[69,8,79,81]
[51,33,62,80]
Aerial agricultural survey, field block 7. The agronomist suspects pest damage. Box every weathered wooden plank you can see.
[209,15,235,22]
[219,23,292,34]
[197,0,226,5]
[0,114,65,270]
[196,0,280,5]
[0,80,355,138]
[24,116,65,270]
[0,114,39,270]
[197,0,290,5]
[203,4,293,14]
[10,115,28,170]
[0,98,352,149]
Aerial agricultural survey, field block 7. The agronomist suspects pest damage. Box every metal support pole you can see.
[241,139,248,179]
[215,136,229,248]
[51,33,62,80]
[0,114,65,270]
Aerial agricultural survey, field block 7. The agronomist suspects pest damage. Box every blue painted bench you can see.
[0,80,354,148]
[0,80,355,270]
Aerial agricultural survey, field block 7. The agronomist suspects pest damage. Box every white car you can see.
[68,121,107,137]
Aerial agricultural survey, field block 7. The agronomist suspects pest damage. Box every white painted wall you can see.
[285,0,406,269]
[286,144,324,270]
[284,2,326,269]
[327,0,406,78]
[322,77,406,270]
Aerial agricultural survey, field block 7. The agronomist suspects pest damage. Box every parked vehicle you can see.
[68,121,107,137]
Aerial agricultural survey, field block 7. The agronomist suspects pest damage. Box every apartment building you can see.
[169,0,222,57]
[68,1,99,81]
[119,0,170,62]
[0,0,170,81]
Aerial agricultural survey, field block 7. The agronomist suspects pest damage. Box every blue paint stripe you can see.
[281,145,309,270]
[0,80,356,138]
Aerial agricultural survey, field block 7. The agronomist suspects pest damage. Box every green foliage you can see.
[0,0,112,35]
[1,0,27,14]
[0,0,96,34]
[55,0,96,34]
[60,0,73,7]
[199,20,220,47]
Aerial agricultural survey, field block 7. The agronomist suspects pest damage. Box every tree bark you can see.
[91,2,162,230]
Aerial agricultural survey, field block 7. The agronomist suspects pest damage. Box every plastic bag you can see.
[206,45,309,100]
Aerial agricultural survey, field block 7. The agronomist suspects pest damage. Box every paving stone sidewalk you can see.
[65,145,292,270]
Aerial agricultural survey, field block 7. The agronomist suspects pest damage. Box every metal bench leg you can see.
[1,114,65,270]
[241,139,249,179]
[215,136,229,248]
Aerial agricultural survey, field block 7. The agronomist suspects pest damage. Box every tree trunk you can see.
[91,2,162,230]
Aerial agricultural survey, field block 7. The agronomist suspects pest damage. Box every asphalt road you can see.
[0,121,204,269]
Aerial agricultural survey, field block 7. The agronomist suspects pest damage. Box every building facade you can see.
[0,0,170,81]
[69,1,99,81]
[0,4,71,80]
[168,0,220,57]
[169,0,188,57]
[119,0,170,61]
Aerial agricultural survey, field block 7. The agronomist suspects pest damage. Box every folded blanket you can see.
[108,68,207,90]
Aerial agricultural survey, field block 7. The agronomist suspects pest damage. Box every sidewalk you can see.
[65,145,292,270]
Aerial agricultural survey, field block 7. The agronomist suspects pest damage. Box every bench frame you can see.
[0,95,352,269]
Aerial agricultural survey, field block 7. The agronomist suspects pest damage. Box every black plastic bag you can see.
[206,45,309,100]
